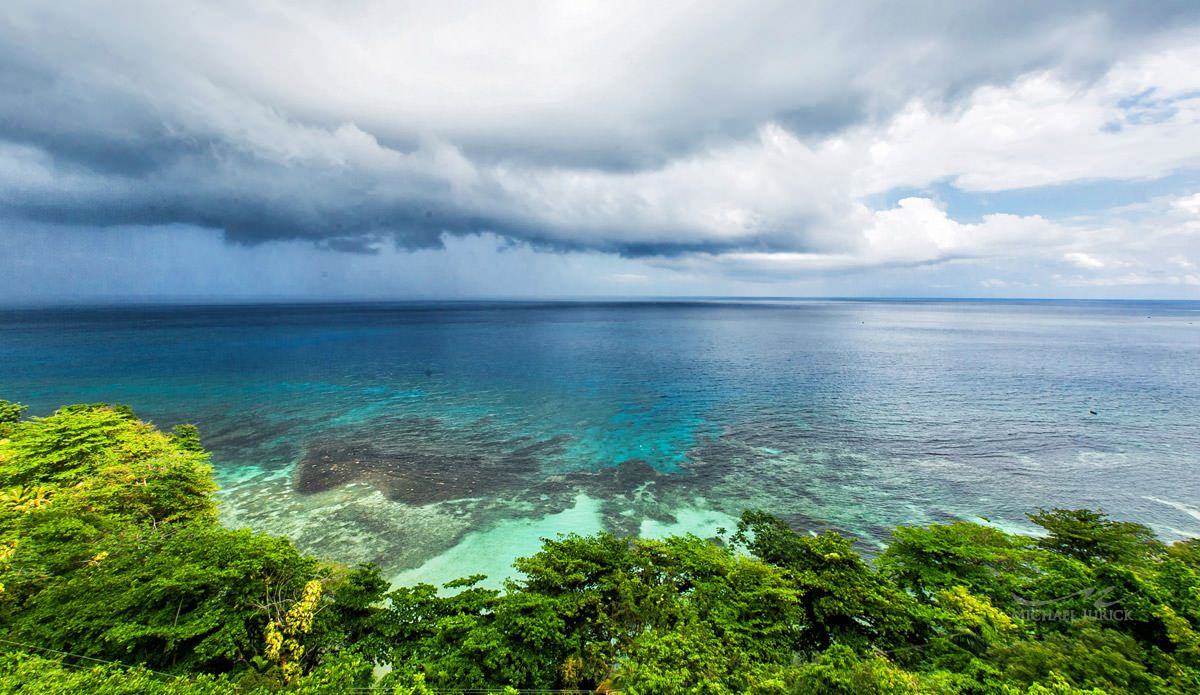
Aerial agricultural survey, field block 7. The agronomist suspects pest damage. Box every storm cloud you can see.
[2,1,1200,297]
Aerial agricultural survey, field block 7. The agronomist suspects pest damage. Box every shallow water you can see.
[2,299,1198,585]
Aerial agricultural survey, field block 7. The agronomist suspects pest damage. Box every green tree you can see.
[732,511,932,656]
[878,520,1037,610]
[1029,508,1163,567]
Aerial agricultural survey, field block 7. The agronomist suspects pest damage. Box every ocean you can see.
[2,299,1198,585]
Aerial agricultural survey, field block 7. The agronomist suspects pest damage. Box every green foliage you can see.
[169,424,205,453]
[733,511,931,656]
[790,644,923,694]
[990,621,1165,692]
[0,650,373,694]
[1029,508,1164,567]
[1,405,136,486]
[4,398,1200,693]
[878,520,1037,609]
[0,401,25,439]
[0,401,346,684]
[0,403,218,608]
[13,523,323,672]
[0,651,231,695]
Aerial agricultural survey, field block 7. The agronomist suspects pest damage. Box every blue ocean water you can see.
[2,299,1198,584]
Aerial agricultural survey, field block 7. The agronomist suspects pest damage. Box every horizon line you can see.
[4,295,1199,310]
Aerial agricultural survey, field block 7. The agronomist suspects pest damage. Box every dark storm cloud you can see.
[3,145,454,248]
[1,0,1198,256]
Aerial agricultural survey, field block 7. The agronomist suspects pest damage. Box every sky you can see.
[2,1,1200,302]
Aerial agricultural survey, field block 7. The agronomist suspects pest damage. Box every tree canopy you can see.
[2,398,1199,693]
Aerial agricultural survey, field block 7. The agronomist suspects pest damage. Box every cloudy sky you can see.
[2,1,1200,302]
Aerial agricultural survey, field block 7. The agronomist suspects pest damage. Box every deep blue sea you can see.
[2,299,1198,585]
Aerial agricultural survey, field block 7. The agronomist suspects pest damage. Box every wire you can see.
[0,637,179,680]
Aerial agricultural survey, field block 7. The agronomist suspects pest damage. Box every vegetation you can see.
[2,399,1200,693]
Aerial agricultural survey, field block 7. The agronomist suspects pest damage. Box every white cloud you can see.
[5,1,1172,162]
[1176,193,1200,216]
[858,39,1200,193]
[1064,252,1107,269]
[651,197,1062,277]
[861,199,1059,264]
[468,34,1200,262]
[648,189,1200,297]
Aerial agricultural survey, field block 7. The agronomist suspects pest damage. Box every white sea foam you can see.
[1144,496,1200,523]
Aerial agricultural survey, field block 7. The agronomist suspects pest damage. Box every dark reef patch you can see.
[295,430,576,505]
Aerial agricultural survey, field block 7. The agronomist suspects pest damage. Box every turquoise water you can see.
[2,299,1198,585]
